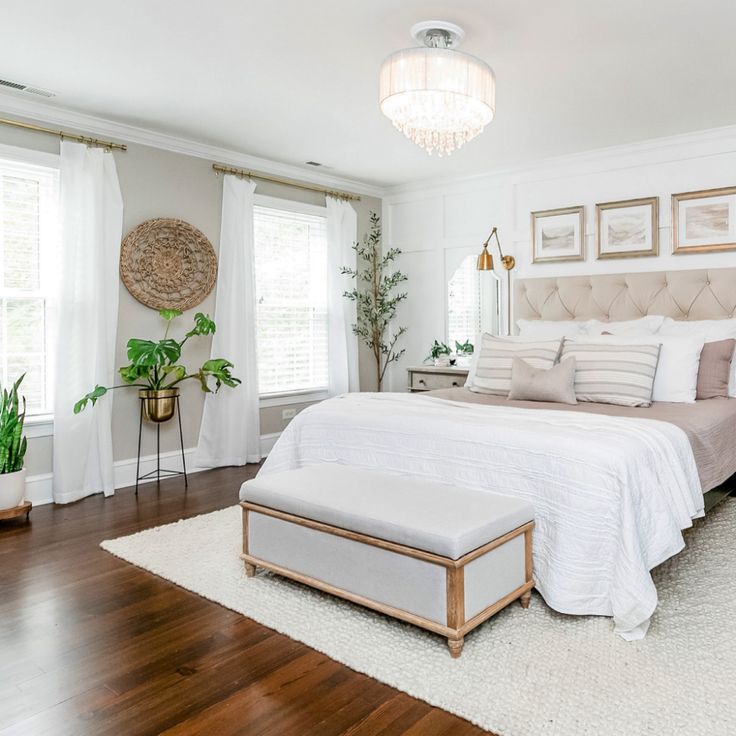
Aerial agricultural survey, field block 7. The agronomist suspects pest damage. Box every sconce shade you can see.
[477,244,494,271]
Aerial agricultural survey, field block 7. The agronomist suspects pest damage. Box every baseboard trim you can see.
[112,447,202,490]
[25,431,281,506]
[25,472,53,506]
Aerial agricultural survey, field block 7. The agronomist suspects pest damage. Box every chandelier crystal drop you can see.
[379,22,495,156]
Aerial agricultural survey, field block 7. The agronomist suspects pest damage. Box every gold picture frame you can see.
[596,197,658,260]
[531,206,585,263]
[672,186,736,254]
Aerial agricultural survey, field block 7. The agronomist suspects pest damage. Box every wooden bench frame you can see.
[240,502,534,658]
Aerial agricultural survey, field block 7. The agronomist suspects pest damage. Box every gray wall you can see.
[0,122,381,477]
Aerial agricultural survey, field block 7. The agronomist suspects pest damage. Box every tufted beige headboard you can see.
[514,268,736,323]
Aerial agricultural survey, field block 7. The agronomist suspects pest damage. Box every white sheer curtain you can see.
[195,175,261,466]
[52,141,123,503]
[326,197,359,395]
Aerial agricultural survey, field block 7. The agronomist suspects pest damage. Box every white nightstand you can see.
[407,365,470,392]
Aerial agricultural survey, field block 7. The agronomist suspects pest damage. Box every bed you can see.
[260,267,736,639]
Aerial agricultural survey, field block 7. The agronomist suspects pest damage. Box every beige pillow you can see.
[508,356,577,404]
[696,339,735,400]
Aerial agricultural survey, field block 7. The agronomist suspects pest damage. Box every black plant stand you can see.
[134,394,188,495]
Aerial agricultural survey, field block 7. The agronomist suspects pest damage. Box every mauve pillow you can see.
[508,356,577,404]
[697,339,736,400]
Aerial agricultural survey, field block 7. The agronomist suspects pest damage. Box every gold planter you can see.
[138,388,179,423]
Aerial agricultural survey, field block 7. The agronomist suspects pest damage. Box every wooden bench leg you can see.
[447,637,464,659]
[244,562,257,577]
[519,590,531,609]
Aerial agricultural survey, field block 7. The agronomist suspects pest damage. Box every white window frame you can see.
[253,194,329,406]
[0,143,60,439]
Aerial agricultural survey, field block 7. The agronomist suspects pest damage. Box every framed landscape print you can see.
[596,197,658,260]
[531,206,585,263]
[672,186,736,254]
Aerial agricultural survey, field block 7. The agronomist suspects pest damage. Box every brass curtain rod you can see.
[212,163,361,201]
[0,117,127,151]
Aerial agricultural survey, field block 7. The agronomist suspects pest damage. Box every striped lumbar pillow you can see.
[467,335,563,396]
[561,339,661,407]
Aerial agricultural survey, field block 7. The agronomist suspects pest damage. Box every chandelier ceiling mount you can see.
[379,21,496,157]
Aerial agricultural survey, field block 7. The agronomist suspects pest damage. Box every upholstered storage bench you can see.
[239,465,534,658]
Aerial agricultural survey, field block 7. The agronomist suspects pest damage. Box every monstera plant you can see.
[75,309,240,422]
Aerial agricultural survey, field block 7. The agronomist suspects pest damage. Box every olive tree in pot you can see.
[0,375,28,510]
[75,309,241,422]
[341,212,408,391]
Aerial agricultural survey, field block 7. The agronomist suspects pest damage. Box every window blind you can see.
[254,205,329,395]
[0,159,57,414]
[447,254,481,347]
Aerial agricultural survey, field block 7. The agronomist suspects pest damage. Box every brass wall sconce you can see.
[477,227,515,335]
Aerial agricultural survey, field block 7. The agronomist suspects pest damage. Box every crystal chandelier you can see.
[379,21,495,156]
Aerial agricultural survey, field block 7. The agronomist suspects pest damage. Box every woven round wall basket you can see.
[120,218,217,311]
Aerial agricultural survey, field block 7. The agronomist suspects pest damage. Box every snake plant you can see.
[74,309,241,414]
[0,374,27,474]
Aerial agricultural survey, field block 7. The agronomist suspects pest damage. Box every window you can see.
[0,154,58,416]
[253,201,328,396]
[447,255,481,347]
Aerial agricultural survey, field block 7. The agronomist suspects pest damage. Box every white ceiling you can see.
[1,0,736,188]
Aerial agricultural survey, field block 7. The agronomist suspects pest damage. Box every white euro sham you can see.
[516,319,589,339]
[659,317,736,397]
[586,315,666,335]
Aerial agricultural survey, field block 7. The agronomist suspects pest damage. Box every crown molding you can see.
[0,92,386,199]
[384,123,736,200]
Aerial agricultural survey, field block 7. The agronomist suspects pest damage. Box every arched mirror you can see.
[447,254,501,349]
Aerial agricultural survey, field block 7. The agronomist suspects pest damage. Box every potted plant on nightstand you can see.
[425,340,452,367]
[454,339,474,367]
[74,309,241,420]
[0,375,28,512]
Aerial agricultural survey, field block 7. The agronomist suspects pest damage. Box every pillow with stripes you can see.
[561,339,662,406]
[564,335,706,404]
[466,335,563,396]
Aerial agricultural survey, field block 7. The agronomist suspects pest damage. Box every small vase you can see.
[434,356,450,367]
[139,388,180,423]
[0,467,26,510]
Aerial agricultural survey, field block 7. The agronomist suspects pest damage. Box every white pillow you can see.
[565,334,705,403]
[466,334,563,395]
[516,319,589,339]
[659,317,736,397]
[585,315,666,336]
[659,317,736,339]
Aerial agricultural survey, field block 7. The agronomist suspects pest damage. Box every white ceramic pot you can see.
[434,356,450,367]
[0,468,26,510]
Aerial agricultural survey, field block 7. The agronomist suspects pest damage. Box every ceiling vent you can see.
[0,77,56,97]
[23,86,55,98]
[305,161,323,167]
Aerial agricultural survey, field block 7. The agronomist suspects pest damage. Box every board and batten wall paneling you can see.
[384,182,509,391]
[383,126,736,391]
[0,122,381,482]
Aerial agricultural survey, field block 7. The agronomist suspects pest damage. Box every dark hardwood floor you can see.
[0,466,487,736]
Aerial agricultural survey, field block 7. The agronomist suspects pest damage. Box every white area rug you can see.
[101,499,736,736]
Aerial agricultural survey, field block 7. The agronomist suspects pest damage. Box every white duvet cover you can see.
[261,393,704,639]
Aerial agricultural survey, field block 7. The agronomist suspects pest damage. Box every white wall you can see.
[383,125,736,390]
